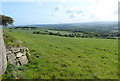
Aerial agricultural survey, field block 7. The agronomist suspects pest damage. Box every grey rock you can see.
[5,45,30,74]
[16,41,22,44]
[16,62,20,66]
[7,53,16,65]
[18,67,23,71]
[23,51,27,55]
[14,48,20,53]
[20,48,24,53]
[19,56,28,65]
[6,51,12,55]
[16,52,23,57]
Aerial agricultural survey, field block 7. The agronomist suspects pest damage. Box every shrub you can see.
[33,31,37,34]
[49,32,54,35]
[36,31,40,34]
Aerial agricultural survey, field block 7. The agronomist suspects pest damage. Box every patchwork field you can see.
[3,28,118,79]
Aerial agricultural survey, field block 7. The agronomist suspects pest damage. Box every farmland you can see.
[3,28,118,79]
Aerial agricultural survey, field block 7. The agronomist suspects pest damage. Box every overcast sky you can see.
[1,0,119,25]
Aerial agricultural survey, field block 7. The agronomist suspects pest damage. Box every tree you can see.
[49,32,54,35]
[0,15,14,26]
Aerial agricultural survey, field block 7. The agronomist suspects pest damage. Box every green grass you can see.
[47,30,73,35]
[3,29,23,47]
[3,28,118,79]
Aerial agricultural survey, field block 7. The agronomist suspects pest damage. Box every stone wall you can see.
[0,27,7,80]
[6,47,30,66]
[0,27,30,80]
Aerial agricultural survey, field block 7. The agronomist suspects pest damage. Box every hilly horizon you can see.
[16,21,118,33]
[17,21,117,27]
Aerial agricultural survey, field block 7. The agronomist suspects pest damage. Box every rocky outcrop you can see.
[6,47,30,66]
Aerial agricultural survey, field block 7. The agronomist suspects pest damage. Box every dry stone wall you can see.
[0,27,30,80]
[6,47,30,66]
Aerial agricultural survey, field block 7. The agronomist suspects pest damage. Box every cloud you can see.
[2,0,119,22]
[76,10,83,14]
[66,6,89,19]
[69,14,75,18]
[89,0,118,18]
[66,10,73,13]
[50,13,55,17]
[67,6,87,14]
[55,5,63,11]
[66,0,118,21]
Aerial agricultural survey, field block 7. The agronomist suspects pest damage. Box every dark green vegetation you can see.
[3,28,118,79]
[32,29,119,39]
[16,22,119,39]
[2,63,17,79]
[12,27,119,39]
[0,15,14,26]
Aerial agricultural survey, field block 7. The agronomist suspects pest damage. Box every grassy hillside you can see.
[3,28,118,79]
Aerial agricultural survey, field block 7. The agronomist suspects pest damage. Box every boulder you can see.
[14,48,20,53]
[23,51,27,55]
[6,47,30,67]
[19,56,28,65]
[16,52,24,57]
[16,62,20,66]
[7,53,16,65]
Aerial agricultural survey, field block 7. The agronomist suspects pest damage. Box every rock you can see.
[16,52,24,57]
[18,67,23,71]
[6,51,12,55]
[16,62,20,66]
[26,48,29,51]
[19,56,28,65]
[6,46,30,67]
[14,48,20,53]
[16,41,22,44]
[7,54,16,65]
[22,51,27,55]
[20,48,24,53]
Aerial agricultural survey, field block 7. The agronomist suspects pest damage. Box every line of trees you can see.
[33,30,119,39]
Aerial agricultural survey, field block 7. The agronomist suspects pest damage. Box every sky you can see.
[0,0,119,25]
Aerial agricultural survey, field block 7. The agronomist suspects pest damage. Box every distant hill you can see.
[17,21,118,33]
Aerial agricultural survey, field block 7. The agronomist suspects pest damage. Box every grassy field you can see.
[3,28,118,79]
